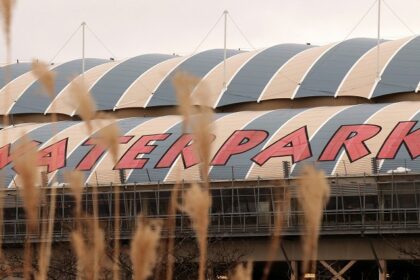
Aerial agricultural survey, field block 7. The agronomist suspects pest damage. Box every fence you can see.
[2,175,420,243]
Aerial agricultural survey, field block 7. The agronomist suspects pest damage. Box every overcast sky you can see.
[3,0,420,63]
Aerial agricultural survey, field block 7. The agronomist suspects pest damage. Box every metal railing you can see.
[2,176,420,243]
[2,208,420,243]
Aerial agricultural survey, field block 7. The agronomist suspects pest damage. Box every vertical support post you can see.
[223,10,228,90]
[81,21,86,77]
[376,0,381,81]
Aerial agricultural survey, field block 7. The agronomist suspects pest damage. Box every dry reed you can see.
[297,165,330,275]
[165,173,180,280]
[261,186,290,280]
[68,79,96,133]
[172,71,199,133]
[130,218,162,280]
[191,105,213,187]
[65,171,84,221]
[180,183,211,280]
[0,0,15,50]
[12,135,39,280]
[172,72,214,186]
[36,186,57,280]
[71,218,106,279]
[12,135,40,230]
[96,115,120,165]
[230,261,253,280]
[31,60,56,98]
[92,115,122,280]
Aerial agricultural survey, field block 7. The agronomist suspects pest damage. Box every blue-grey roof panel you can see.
[291,103,389,176]
[91,54,175,110]
[210,108,307,180]
[0,63,31,88]
[217,44,313,107]
[10,59,107,114]
[371,36,420,98]
[380,112,420,173]
[147,49,241,107]
[295,38,379,98]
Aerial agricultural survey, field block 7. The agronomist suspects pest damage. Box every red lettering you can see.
[114,134,170,170]
[38,138,68,173]
[0,144,13,169]
[3,140,39,170]
[212,130,268,166]
[252,127,311,165]
[156,134,200,169]
[377,121,419,159]
[76,136,133,171]
[319,124,381,162]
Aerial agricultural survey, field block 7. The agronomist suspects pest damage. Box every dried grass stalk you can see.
[0,188,4,260]
[130,218,162,280]
[262,186,290,280]
[172,72,214,185]
[71,219,105,280]
[12,135,39,280]
[0,0,15,49]
[95,115,120,165]
[191,105,213,186]
[297,165,330,275]
[12,135,40,230]
[180,183,211,280]
[31,60,56,98]
[172,71,199,133]
[230,261,253,280]
[71,230,87,278]
[65,171,84,221]
[37,186,57,280]
[113,184,120,280]
[69,79,96,133]
[165,174,180,280]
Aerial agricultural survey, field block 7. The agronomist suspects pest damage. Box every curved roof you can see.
[0,37,419,116]
[1,102,418,187]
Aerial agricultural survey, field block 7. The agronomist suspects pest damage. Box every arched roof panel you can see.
[336,37,414,98]
[46,61,119,115]
[0,63,31,89]
[10,59,107,114]
[90,54,175,110]
[258,44,333,101]
[216,44,313,107]
[146,49,242,107]
[294,38,379,98]
[371,36,420,98]
[191,51,257,107]
[115,57,184,109]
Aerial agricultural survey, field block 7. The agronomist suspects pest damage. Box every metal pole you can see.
[82,22,86,76]
[376,0,381,80]
[223,10,228,90]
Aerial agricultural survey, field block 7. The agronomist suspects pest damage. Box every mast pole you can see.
[376,0,381,80]
[82,21,86,76]
[223,10,228,90]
